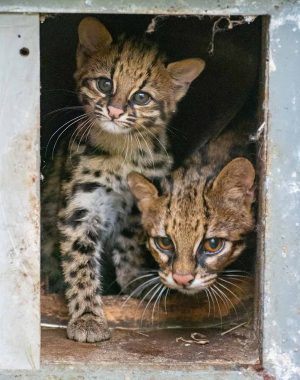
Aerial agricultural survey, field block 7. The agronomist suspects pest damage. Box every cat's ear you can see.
[167,58,205,101]
[127,172,158,212]
[212,158,255,207]
[77,17,112,68]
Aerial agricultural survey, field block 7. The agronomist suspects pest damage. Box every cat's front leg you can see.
[58,187,129,342]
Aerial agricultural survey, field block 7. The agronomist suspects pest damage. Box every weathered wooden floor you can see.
[41,280,258,367]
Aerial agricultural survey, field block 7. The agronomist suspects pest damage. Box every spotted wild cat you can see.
[42,17,205,343]
[128,122,256,300]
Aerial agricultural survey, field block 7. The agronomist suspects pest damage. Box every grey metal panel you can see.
[262,7,300,380]
[0,0,296,16]
[0,14,40,370]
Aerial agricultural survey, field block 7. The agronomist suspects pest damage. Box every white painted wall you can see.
[0,14,40,369]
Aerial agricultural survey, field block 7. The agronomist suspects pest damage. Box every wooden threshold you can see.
[41,278,258,367]
[42,325,258,367]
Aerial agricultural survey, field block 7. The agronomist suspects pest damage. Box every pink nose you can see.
[173,273,194,286]
[108,105,124,119]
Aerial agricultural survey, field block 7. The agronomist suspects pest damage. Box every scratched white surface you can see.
[0,14,40,369]
[263,11,300,380]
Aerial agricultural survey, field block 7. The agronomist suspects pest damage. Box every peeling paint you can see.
[263,5,300,377]
[0,14,40,370]
[287,181,300,194]
[266,346,300,380]
[146,15,167,34]
[208,16,257,54]
[0,0,298,17]
[269,51,276,72]
[271,14,300,31]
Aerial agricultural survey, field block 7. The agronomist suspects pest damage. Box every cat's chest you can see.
[68,152,167,194]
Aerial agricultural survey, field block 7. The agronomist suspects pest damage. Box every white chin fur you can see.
[100,120,130,134]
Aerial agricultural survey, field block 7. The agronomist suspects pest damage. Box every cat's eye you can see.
[96,77,113,94]
[202,238,225,254]
[154,236,175,253]
[132,91,151,105]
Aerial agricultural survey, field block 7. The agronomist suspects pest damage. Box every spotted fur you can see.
[128,123,256,297]
[42,17,204,343]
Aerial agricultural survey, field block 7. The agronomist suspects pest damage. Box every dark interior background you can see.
[40,14,262,294]
[41,14,261,166]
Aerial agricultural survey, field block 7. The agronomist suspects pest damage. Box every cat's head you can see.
[75,17,205,136]
[128,158,255,295]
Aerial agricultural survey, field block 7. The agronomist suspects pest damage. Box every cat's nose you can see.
[173,273,194,286]
[107,105,124,119]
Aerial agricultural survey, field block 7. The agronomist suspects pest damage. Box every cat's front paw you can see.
[67,313,111,343]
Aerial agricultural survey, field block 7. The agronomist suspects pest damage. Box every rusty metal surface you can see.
[0,14,40,370]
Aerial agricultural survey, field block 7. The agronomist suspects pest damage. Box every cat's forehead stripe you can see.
[111,39,160,83]
[110,39,127,78]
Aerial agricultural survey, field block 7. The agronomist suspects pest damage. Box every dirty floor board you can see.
[42,327,258,367]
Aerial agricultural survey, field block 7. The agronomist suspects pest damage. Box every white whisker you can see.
[137,122,170,162]
[214,282,238,320]
[222,269,251,275]
[210,286,223,327]
[207,287,216,317]
[76,119,96,151]
[151,285,165,323]
[46,112,91,156]
[122,276,159,307]
[164,287,170,314]
[43,105,85,118]
[222,274,252,280]
[204,288,211,317]
[136,128,155,168]
[69,117,93,155]
[123,273,156,290]
[140,283,161,326]
[50,113,93,158]
[219,277,247,294]
[212,284,230,314]
[217,281,249,320]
